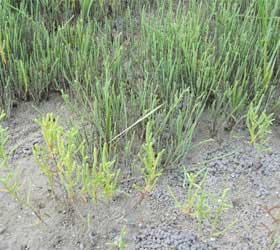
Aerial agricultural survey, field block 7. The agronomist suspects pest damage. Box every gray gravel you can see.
[204,142,280,176]
[135,226,217,250]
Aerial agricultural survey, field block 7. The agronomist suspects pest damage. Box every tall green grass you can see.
[0,0,279,167]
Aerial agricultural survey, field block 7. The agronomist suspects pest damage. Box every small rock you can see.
[0,226,7,235]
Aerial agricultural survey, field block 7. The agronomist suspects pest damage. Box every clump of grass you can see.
[33,113,83,201]
[33,113,120,203]
[1,0,280,173]
[169,169,236,238]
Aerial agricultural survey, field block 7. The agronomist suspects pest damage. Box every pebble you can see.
[0,226,7,235]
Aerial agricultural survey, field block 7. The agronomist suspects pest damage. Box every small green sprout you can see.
[168,169,208,216]
[246,96,274,158]
[113,226,127,250]
[138,122,164,194]
[33,113,83,201]
[81,143,120,202]
[132,121,164,209]
[169,169,236,238]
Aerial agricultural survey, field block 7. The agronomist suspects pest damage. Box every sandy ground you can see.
[0,94,279,250]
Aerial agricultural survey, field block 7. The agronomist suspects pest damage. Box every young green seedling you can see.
[34,113,120,204]
[134,122,164,207]
[109,226,127,250]
[33,113,83,201]
[246,96,274,159]
[168,169,208,216]
[81,143,120,202]
[209,188,236,237]
[194,190,210,235]
[169,169,236,238]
